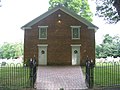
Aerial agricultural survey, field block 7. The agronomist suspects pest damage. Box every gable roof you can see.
[21,5,98,30]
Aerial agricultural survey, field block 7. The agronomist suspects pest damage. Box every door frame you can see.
[38,44,48,65]
[71,44,81,65]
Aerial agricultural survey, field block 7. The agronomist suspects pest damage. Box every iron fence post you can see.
[85,59,94,89]
[33,57,37,85]
[30,58,34,87]
[90,60,94,88]
[29,57,37,88]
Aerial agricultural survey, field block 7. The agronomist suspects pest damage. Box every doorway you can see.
[38,45,47,65]
[71,45,80,65]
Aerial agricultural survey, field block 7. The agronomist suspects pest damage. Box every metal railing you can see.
[85,60,120,89]
[0,58,37,90]
[94,62,120,88]
[0,63,30,90]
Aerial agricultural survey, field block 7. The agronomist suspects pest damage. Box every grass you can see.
[81,63,120,88]
[94,63,120,87]
[81,66,86,75]
[0,66,31,90]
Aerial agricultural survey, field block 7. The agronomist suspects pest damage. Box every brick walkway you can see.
[35,66,88,90]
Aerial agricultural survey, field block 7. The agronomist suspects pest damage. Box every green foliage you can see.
[96,0,120,23]
[24,59,30,66]
[49,0,93,22]
[0,42,23,59]
[96,34,120,58]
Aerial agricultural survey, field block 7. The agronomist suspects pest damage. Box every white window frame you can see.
[38,26,48,39]
[71,26,81,39]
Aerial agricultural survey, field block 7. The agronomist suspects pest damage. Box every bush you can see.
[24,59,30,67]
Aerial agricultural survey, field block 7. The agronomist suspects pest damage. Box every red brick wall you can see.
[24,10,95,65]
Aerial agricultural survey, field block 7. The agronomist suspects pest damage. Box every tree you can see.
[49,0,93,22]
[96,0,120,23]
[96,45,103,58]
[103,34,113,44]
[112,35,120,57]
[113,0,120,17]
[96,34,120,58]
[0,42,23,59]
[0,0,2,7]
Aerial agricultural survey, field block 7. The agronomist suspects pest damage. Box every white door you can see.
[38,46,47,65]
[72,46,80,65]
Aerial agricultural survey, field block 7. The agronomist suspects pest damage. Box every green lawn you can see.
[81,63,120,88]
[94,63,120,87]
[0,66,31,90]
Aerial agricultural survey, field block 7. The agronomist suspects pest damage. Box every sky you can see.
[0,0,120,45]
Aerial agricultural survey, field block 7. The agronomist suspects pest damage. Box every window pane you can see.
[40,28,47,39]
[73,28,79,38]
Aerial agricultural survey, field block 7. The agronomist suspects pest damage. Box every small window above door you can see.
[71,26,81,39]
[38,26,48,39]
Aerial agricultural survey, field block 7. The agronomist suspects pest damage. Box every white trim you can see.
[88,27,98,32]
[38,26,48,28]
[70,26,81,28]
[37,44,48,47]
[22,27,32,30]
[71,44,81,46]
[88,26,98,30]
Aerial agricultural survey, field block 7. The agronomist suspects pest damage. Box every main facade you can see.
[21,5,98,66]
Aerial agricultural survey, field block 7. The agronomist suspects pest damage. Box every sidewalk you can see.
[35,66,88,90]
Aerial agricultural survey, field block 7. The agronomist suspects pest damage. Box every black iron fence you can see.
[0,58,37,90]
[86,60,120,89]
[94,62,120,89]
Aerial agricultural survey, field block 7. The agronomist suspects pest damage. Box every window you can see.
[39,26,48,39]
[71,26,80,39]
